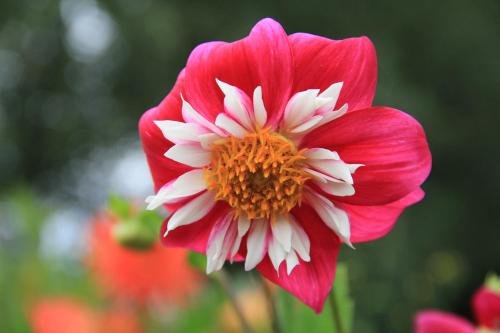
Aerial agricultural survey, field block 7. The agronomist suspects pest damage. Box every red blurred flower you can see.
[30,298,142,333]
[473,287,500,329]
[415,283,500,332]
[87,214,200,305]
[140,18,431,312]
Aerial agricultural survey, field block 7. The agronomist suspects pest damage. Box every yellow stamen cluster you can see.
[204,129,310,220]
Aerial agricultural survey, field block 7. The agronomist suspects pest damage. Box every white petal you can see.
[164,191,216,236]
[285,251,300,275]
[216,79,253,130]
[253,86,267,127]
[289,216,310,262]
[303,167,333,183]
[238,215,251,237]
[305,190,353,248]
[181,96,225,136]
[245,220,268,271]
[290,115,323,134]
[215,113,248,138]
[146,169,207,210]
[295,103,349,136]
[347,163,364,173]
[271,215,292,252]
[230,215,251,260]
[154,120,200,143]
[268,236,286,272]
[318,82,343,111]
[164,144,211,168]
[304,148,340,161]
[283,89,320,129]
[308,159,353,184]
[315,103,348,127]
[198,133,222,150]
[206,215,232,274]
[315,180,355,197]
[315,96,334,110]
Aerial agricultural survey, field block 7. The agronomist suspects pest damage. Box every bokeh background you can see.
[1,0,499,332]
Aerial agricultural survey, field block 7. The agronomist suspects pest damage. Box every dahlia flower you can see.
[30,298,142,333]
[87,214,200,305]
[415,281,500,332]
[415,311,476,333]
[140,18,431,311]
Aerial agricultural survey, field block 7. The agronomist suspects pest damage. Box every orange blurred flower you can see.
[31,298,98,333]
[97,309,143,333]
[87,214,201,306]
[30,298,142,333]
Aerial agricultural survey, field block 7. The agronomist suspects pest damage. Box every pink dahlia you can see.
[140,18,431,312]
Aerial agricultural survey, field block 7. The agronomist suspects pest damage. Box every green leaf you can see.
[137,209,164,233]
[188,251,207,272]
[107,194,131,219]
[331,262,355,333]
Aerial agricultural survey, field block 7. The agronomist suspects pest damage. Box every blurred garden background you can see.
[0,0,499,332]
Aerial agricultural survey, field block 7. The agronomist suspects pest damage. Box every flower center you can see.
[204,129,310,220]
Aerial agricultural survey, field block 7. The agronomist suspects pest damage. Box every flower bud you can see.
[112,220,156,250]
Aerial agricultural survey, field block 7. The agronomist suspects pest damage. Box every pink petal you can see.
[183,18,293,127]
[302,107,431,206]
[337,188,425,243]
[472,287,500,329]
[414,311,476,333]
[139,71,192,194]
[289,33,377,111]
[257,204,340,313]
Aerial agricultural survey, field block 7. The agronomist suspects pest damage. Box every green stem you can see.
[259,275,283,333]
[211,270,253,333]
[329,290,345,333]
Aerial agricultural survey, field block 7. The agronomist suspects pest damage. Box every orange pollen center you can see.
[204,129,311,220]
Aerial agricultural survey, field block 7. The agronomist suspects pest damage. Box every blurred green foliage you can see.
[1,0,499,332]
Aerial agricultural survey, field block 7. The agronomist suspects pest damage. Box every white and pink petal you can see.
[304,189,352,247]
[145,169,207,210]
[164,143,211,168]
[230,215,251,261]
[164,190,217,236]
[216,79,254,130]
[206,214,238,273]
[245,220,269,271]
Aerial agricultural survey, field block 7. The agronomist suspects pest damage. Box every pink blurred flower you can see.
[415,311,475,333]
[140,18,431,312]
[87,214,201,306]
[415,282,500,332]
